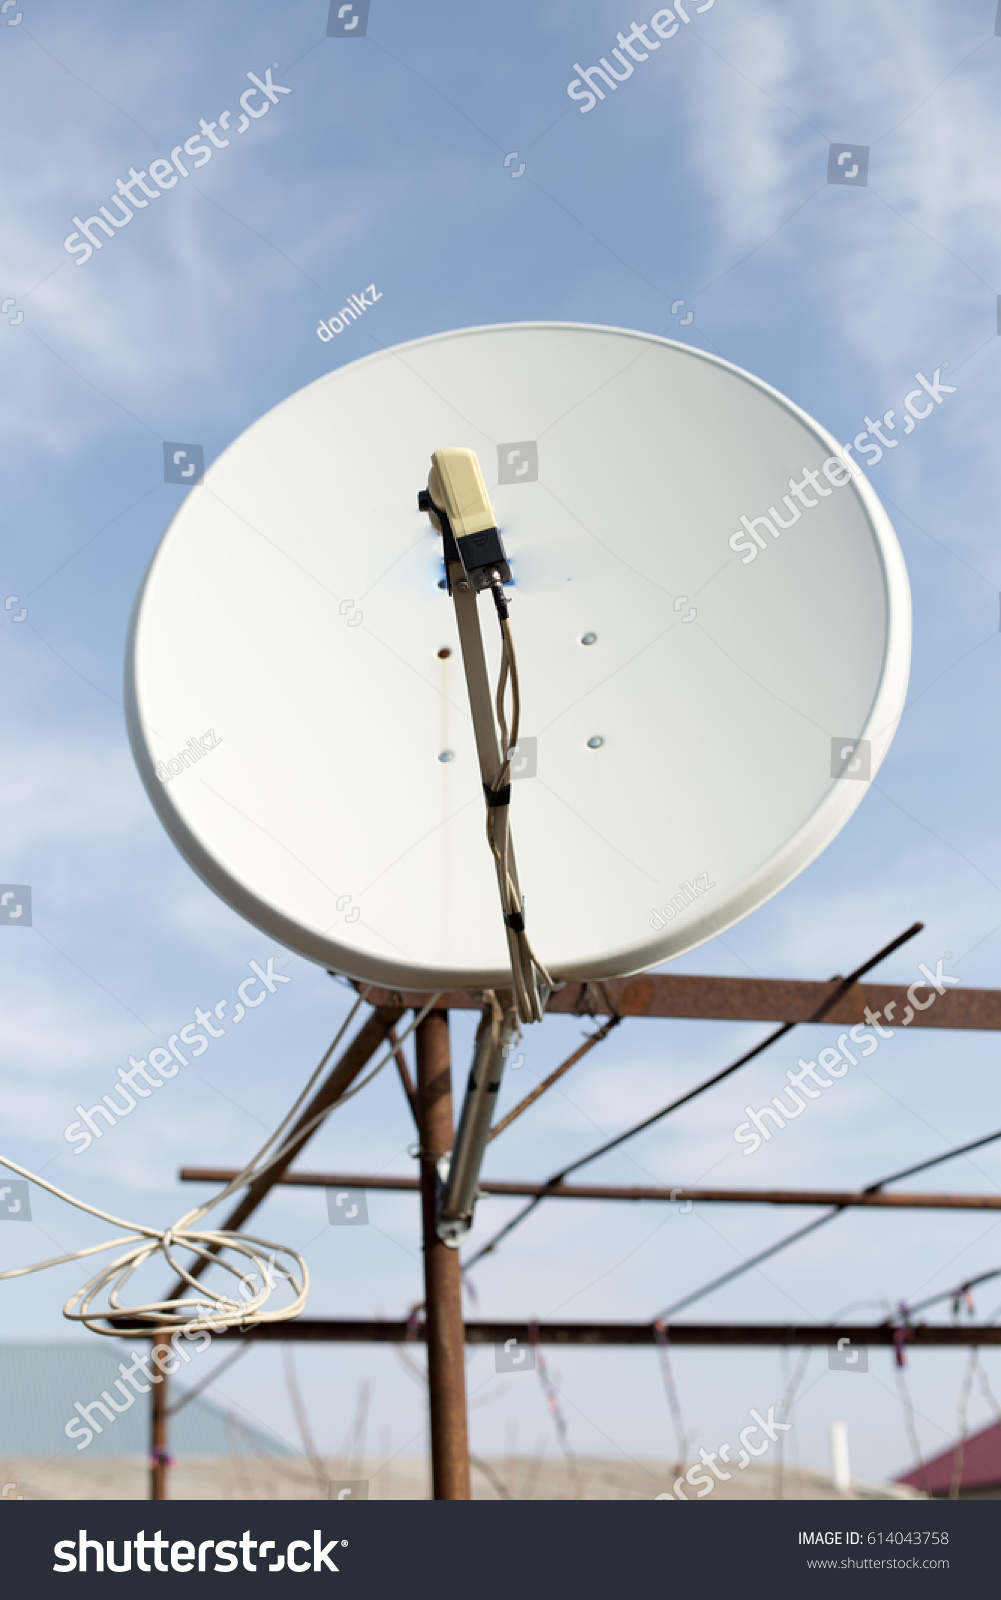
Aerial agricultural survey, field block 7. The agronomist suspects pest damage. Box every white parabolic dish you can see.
[126,323,911,992]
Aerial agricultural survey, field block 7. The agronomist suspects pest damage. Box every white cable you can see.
[0,992,440,1337]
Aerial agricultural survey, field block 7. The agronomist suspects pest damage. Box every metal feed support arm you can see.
[418,447,549,1026]
[437,989,520,1245]
[418,448,550,1243]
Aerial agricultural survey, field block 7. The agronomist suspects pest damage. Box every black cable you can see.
[653,1121,1001,1323]
[655,1212,839,1321]
[908,1266,1001,1321]
[862,1124,1001,1192]
[462,922,923,1272]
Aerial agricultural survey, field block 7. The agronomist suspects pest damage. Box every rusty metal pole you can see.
[150,1349,169,1500]
[415,1009,471,1500]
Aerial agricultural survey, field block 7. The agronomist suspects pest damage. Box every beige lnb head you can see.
[418,447,512,593]
[428,448,497,540]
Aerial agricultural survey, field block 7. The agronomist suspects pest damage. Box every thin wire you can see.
[895,1361,930,1496]
[167,1344,250,1418]
[976,1358,1001,1420]
[950,1348,979,1499]
[283,1347,328,1495]
[470,1453,514,1500]
[344,1378,372,1480]
[528,1321,581,1500]
[463,923,923,1271]
[222,1413,257,1500]
[656,1212,836,1322]
[774,1345,811,1499]
[653,1118,1001,1323]
[907,1264,1001,1320]
[653,1319,691,1477]
[486,601,552,1023]
[863,1123,1001,1191]
[0,994,439,1336]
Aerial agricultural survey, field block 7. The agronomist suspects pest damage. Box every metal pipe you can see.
[176,1168,1001,1212]
[360,971,1000,1031]
[438,992,518,1242]
[415,1010,471,1500]
[149,1354,169,1501]
[185,1318,1001,1349]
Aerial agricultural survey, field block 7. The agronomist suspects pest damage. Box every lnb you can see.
[418,447,512,594]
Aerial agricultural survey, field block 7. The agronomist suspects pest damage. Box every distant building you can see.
[0,1342,289,1459]
[898,1420,1001,1499]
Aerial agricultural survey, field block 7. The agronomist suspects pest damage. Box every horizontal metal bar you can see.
[179,1167,1001,1211]
[155,1318,1001,1347]
[358,976,994,1029]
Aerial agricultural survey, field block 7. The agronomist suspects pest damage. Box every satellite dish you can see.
[125,322,910,993]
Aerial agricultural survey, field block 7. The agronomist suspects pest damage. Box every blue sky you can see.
[3,0,1001,1494]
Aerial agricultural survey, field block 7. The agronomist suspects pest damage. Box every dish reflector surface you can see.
[126,323,910,990]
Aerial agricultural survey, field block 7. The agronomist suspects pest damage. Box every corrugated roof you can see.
[0,1342,291,1458]
[897,1418,1001,1495]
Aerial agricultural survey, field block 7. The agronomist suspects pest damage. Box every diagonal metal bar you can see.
[387,1022,420,1127]
[487,1014,622,1143]
[462,923,923,1271]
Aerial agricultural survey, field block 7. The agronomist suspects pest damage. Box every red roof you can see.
[898,1418,1001,1495]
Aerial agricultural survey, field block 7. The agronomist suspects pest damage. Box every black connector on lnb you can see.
[488,571,509,621]
[417,486,444,539]
[456,527,512,593]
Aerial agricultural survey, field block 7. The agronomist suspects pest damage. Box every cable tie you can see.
[484,782,511,808]
[504,910,526,933]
